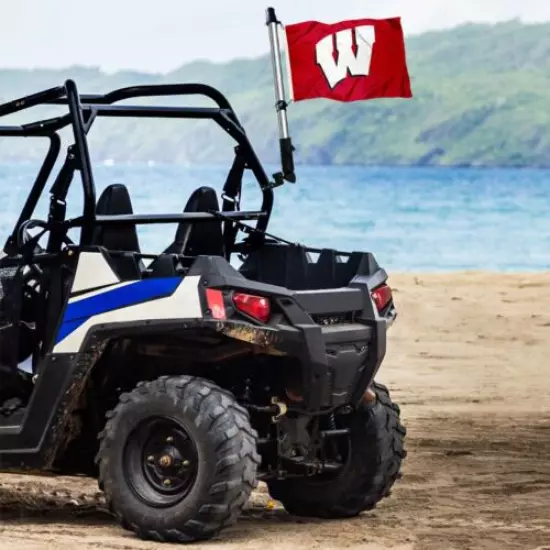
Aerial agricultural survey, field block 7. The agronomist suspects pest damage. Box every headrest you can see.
[174,186,220,244]
[96,183,134,216]
[92,183,140,253]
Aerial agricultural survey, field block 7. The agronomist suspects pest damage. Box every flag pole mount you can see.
[266,6,296,185]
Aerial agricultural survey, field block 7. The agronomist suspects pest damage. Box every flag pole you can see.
[266,6,296,184]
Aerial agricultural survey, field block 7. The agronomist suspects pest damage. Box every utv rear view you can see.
[0,79,406,543]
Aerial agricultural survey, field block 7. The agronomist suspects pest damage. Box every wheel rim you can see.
[123,416,199,508]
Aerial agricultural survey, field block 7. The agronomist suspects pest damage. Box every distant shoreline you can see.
[2,160,550,171]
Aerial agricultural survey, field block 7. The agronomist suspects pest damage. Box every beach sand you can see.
[0,272,548,549]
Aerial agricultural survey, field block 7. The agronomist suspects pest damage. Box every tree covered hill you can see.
[1,19,549,167]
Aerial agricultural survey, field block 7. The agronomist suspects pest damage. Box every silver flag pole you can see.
[266,6,296,184]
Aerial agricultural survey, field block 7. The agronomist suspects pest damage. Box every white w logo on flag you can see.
[315,26,376,89]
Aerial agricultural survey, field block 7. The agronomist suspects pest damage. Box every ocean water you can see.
[0,162,549,272]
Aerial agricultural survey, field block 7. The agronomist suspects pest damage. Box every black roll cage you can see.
[0,79,276,259]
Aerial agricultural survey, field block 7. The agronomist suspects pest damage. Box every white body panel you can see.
[52,252,203,354]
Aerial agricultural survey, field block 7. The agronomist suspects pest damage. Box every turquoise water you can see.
[0,163,549,272]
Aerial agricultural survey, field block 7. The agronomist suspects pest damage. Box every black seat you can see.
[168,186,224,257]
[147,186,224,277]
[149,186,224,274]
[91,184,143,280]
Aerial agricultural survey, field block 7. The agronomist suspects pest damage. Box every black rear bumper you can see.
[275,280,391,411]
[188,252,394,412]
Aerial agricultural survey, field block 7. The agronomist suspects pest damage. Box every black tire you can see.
[267,382,406,518]
[96,375,260,543]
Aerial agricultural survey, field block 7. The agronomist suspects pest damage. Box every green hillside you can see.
[1,19,550,167]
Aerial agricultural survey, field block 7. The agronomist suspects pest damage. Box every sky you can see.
[0,0,549,73]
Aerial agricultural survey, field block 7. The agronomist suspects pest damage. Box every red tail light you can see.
[205,288,226,320]
[371,284,393,312]
[233,292,271,323]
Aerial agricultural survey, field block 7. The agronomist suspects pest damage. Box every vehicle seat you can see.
[91,183,143,280]
[149,186,224,275]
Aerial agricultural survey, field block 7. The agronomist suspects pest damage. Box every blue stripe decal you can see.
[55,277,183,345]
[56,318,88,344]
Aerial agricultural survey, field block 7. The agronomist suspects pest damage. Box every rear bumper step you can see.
[293,288,363,315]
[321,323,372,344]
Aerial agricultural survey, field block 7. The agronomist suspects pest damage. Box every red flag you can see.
[283,17,412,102]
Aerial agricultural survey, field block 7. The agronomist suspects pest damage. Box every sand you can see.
[0,272,549,550]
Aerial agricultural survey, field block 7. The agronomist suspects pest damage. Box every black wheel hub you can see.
[124,417,199,508]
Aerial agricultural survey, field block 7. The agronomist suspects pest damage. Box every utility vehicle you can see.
[0,79,406,542]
